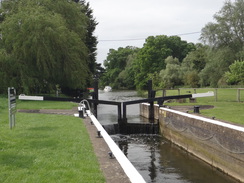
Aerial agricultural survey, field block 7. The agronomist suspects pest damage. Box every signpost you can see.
[8,87,16,129]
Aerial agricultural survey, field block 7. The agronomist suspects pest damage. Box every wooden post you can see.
[118,104,122,124]
[120,103,128,134]
[122,103,127,124]
[148,80,155,121]
[215,88,218,102]
[162,89,166,97]
[237,88,240,102]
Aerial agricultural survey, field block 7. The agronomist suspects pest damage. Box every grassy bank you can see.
[0,97,105,183]
[157,88,244,125]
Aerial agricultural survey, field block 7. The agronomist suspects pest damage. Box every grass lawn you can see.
[0,97,105,183]
[156,88,244,125]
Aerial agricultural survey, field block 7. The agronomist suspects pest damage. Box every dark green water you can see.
[97,90,238,183]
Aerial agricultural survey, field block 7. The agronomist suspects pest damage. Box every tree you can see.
[101,46,139,89]
[0,0,90,94]
[117,53,138,89]
[79,1,98,76]
[181,44,208,72]
[133,35,195,89]
[224,60,244,85]
[201,0,244,52]
[159,56,183,88]
[180,44,209,87]
[199,0,244,87]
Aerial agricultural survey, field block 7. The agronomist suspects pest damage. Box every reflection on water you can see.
[97,90,238,183]
[112,134,238,183]
[97,90,142,124]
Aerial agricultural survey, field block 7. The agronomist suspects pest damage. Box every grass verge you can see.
[0,97,105,183]
[158,88,244,125]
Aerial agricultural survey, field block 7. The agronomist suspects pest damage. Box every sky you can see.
[87,0,233,65]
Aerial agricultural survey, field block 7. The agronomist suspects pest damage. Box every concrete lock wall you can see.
[140,103,244,182]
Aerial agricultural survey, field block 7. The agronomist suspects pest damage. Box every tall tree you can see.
[0,0,90,94]
[159,56,183,88]
[200,0,244,87]
[83,2,98,75]
[224,60,244,85]
[76,0,98,76]
[201,0,244,52]
[133,35,195,89]
[101,46,138,89]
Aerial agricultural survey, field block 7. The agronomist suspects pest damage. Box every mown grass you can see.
[156,88,244,125]
[0,97,105,183]
[17,99,78,110]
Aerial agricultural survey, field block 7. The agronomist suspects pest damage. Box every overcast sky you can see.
[88,0,234,65]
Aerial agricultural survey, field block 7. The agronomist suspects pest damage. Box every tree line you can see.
[0,0,99,95]
[100,0,244,90]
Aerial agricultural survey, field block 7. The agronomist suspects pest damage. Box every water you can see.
[97,90,238,183]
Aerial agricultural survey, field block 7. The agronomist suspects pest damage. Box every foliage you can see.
[0,0,97,94]
[224,60,244,85]
[181,43,208,73]
[133,35,195,89]
[201,0,244,51]
[198,47,236,87]
[159,56,183,88]
[80,1,98,77]
[199,0,244,87]
[117,53,138,89]
[101,46,139,89]
[183,71,200,88]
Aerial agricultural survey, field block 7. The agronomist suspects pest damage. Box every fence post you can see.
[162,89,166,97]
[215,88,218,102]
[237,89,240,102]
[8,87,16,129]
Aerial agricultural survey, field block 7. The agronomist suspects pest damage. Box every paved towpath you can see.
[82,117,131,183]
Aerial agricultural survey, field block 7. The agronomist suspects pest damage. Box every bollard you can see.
[78,104,86,118]
[97,131,102,138]
[193,106,200,113]
[108,152,114,159]
[78,106,84,118]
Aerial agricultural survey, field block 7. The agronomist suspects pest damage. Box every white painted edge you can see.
[19,95,44,101]
[161,107,244,133]
[141,103,150,106]
[192,91,214,98]
[86,110,146,183]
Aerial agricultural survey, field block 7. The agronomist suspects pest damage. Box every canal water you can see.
[97,90,238,183]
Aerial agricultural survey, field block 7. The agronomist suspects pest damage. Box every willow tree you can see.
[0,0,89,94]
